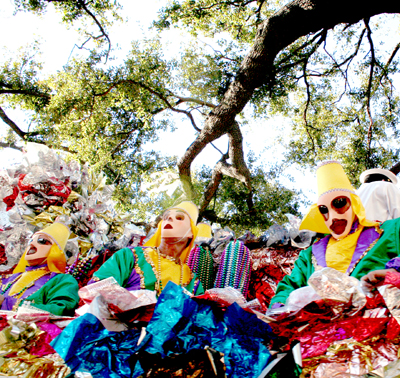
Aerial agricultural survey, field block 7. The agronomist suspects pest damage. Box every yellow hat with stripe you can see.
[37,222,71,252]
[300,161,378,233]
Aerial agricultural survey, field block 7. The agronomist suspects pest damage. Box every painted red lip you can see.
[330,219,348,235]
[164,224,173,229]
[26,247,37,255]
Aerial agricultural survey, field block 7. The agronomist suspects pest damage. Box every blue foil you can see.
[51,283,274,378]
[51,313,143,378]
[142,282,274,377]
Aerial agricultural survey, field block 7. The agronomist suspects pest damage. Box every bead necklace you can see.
[214,240,251,297]
[67,255,93,282]
[156,248,183,295]
[187,246,214,290]
[1,268,51,299]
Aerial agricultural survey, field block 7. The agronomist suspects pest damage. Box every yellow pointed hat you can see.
[144,201,199,263]
[37,222,71,252]
[300,161,378,233]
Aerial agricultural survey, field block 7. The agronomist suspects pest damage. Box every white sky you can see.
[0,0,317,213]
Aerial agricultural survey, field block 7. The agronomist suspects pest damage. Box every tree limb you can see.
[178,0,400,190]
[0,142,23,152]
[390,162,400,176]
[199,121,253,213]
[364,17,376,166]
[0,106,28,140]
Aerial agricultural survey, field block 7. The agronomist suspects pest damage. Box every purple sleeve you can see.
[385,257,400,272]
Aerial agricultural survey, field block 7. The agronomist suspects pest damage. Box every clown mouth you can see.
[26,247,37,255]
[330,219,348,235]
[163,224,173,229]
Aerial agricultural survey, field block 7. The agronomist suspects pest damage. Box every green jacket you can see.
[270,218,400,307]
[26,274,79,316]
[93,247,204,295]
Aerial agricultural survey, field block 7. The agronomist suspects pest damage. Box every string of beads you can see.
[156,248,183,295]
[214,240,251,297]
[187,245,214,290]
[66,255,93,281]
[1,268,51,298]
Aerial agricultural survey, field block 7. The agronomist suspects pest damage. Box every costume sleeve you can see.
[269,247,314,307]
[385,257,400,272]
[92,248,136,287]
[27,274,79,316]
[351,218,400,279]
[386,184,400,220]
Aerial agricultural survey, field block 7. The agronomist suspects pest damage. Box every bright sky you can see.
[0,0,317,213]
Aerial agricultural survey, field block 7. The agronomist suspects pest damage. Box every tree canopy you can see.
[1,0,400,234]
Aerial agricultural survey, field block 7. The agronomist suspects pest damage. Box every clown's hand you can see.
[0,294,4,305]
[360,268,396,296]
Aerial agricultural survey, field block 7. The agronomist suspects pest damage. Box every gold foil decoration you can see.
[0,319,70,377]
[77,240,93,256]
[67,190,81,202]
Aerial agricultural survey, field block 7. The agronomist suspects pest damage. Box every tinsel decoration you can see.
[187,245,215,290]
[214,240,251,297]
[246,246,300,310]
[0,144,140,271]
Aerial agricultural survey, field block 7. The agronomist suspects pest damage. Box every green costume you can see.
[93,247,204,295]
[1,268,79,316]
[270,218,400,307]
[27,274,79,315]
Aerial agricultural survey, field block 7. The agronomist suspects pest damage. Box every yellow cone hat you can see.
[300,161,378,233]
[38,222,71,252]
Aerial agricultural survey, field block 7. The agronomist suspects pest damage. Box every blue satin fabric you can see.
[143,282,274,377]
[51,313,143,378]
[51,282,274,378]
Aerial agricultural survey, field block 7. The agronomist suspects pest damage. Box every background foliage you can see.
[1,0,400,234]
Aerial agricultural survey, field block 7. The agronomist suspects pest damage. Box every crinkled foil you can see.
[369,358,400,378]
[0,146,141,269]
[0,315,70,377]
[308,267,366,311]
[302,336,399,378]
[378,284,400,326]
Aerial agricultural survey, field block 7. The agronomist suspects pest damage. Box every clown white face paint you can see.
[161,209,193,239]
[317,190,354,240]
[25,232,54,266]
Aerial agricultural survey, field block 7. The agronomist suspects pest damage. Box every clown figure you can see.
[270,161,400,308]
[0,222,79,315]
[90,201,204,295]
